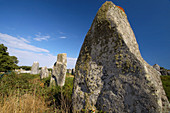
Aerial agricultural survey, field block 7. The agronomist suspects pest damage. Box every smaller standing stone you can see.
[30,61,39,74]
[40,66,49,79]
[50,53,67,87]
[72,68,75,75]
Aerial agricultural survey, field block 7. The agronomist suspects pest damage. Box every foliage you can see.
[160,66,170,71]
[0,72,74,112]
[0,44,19,72]
[48,68,52,72]
[18,66,32,70]
[161,75,170,101]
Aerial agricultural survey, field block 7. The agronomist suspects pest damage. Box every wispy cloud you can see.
[0,33,49,52]
[17,36,30,43]
[9,48,77,68]
[59,36,67,39]
[34,32,50,41]
[0,32,77,68]
[58,31,64,34]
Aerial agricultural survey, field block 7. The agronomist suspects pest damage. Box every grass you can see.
[160,75,170,101]
[0,72,74,113]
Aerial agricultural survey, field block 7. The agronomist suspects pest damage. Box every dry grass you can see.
[0,93,48,113]
[0,72,74,113]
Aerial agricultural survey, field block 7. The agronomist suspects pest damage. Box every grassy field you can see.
[0,72,169,113]
[0,72,73,113]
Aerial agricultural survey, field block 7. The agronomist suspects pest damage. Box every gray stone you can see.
[168,70,170,75]
[50,53,67,87]
[40,66,49,79]
[72,68,75,75]
[72,1,170,113]
[30,61,39,74]
[153,64,160,71]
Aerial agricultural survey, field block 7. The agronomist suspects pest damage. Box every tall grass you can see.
[0,72,74,113]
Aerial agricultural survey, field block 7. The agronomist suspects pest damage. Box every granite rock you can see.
[72,1,170,113]
[30,61,39,74]
[50,53,67,87]
[153,64,161,72]
[40,66,49,79]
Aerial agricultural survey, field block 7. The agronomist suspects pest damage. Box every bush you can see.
[161,75,170,101]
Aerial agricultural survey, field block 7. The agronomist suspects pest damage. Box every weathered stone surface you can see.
[72,1,169,113]
[153,64,161,71]
[40,66,49,79]
[153,64,161,76]
[50,53,67,87]
[30,61,39,74]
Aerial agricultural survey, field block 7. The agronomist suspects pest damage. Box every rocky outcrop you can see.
[153,64,161,71]
[40,66,49,79]
[50,53,67,87]
[72,1,169,113]
[153,64,170,76]
[30,61,39,74]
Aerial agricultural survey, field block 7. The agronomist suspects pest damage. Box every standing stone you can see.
[168,70,170,75]
[72,68,75,75]
[50,53,67,87]
[40,66,49,79]
[72,1,169,113]
[153,64,161,71]
[30,61,39,74]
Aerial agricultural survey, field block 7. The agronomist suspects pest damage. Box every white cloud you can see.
[34,32,50,41]
[67,57,77,69]
[59,31,64,34]
[59,36,67,39]
[0,32,77,69]
[0,33,49,52]
[17,36,30,43]
[8,48,77,68]
[20,37,30,43]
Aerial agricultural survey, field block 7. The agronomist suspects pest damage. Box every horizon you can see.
[0,0,170,69]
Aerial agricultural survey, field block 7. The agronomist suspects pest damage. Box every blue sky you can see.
[0,0,170,69]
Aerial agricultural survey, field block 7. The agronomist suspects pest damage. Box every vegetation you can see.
[0,71,169,113]
[0,44,19,72]
[160,75,170,101]
[18,66,32,70]
[0,72,74,113]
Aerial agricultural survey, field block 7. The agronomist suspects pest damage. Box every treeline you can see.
[0,44,18,72]
[17,66,52,71]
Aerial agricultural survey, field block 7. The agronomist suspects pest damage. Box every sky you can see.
[0,0,170,69]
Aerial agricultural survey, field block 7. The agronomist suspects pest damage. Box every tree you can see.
[0,44,19,72]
